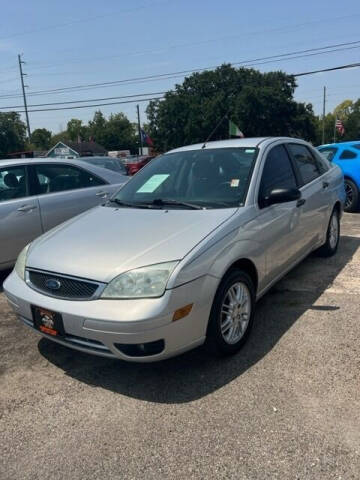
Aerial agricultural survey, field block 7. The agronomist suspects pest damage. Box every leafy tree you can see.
[315,112,336,145]
[50,131,70,146]
[146,64,317,151]
[316,99,360,144]
[88,111,137,151]
[31,128,52,149]
[66,118,89,141]
[343,99,360,141]
[0,112,27,157]
[334,100,353,120]
[88,111,107,144]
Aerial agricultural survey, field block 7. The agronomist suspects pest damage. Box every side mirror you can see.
[262,188,301,207]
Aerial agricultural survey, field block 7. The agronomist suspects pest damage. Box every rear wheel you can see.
[317,208,340,257]
[344,179,359,212]
[206,269,255,356]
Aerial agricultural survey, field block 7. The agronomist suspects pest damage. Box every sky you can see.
[0,0,359,134]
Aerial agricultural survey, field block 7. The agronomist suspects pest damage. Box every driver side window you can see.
[259,145,297,209]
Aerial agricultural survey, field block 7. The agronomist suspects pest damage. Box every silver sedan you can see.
[4,137,345,362]
[0,157,127,270]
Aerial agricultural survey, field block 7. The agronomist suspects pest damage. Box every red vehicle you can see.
[125,155,154,175]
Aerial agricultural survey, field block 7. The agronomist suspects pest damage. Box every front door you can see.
[256,144,304,286]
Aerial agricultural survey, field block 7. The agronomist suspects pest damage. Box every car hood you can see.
[27,205,237,283]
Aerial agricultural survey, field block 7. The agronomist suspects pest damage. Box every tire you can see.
[344,179,359,212]
[317,208,340,257]
[206,269,255,356]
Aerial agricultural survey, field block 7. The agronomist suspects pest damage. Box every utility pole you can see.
[333,117,337,143]
[18,54,31,140]
[321,86,326,144]
[136,104,143,155]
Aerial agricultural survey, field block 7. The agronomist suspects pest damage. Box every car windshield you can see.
[112,147,258,209]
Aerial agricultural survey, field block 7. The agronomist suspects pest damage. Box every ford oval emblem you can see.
[45,278,61,290]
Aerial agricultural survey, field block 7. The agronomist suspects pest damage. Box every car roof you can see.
[0,157,127,183]
[167,137,309,153]
[318,141,360,148]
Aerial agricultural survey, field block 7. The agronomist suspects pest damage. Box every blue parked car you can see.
[318,141,360,212]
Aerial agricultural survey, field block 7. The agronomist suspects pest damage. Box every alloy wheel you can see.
[329,213,339,249]
[220,282,251,345]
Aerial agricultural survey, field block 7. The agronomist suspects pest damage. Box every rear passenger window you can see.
[0,166,27,202]
[288,144,321,185]
[339,149,357,159]
[259,145,297,208]
[33,164,105,195]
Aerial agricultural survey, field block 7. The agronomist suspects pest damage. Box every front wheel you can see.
[317,208,340,257]
[206,269,255,356]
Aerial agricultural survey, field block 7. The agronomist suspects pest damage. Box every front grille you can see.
[27,270,102,300]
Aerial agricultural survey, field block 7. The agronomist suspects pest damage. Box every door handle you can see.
[17,205,37,212]
[96,191,108,197]
[296,199,306,208]
[322,181,329,189]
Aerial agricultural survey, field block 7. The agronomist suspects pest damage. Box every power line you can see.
[21,39,360,91]
[5,60,360,115]
[0,91,168,110]
[1,39,360,101]
[10,96,165,113]
[294,62,360,76]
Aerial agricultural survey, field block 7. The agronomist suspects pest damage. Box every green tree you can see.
[334,100,353,120]
[343,99,360,141]
[31,128,52,149]
[88,110,107,144]
[88,111,137,151]
[315,112,336,145]
[316,99,360,144]
[66,118,89,141]
[0,112,27,157]
[104,113,137,150]
[146,64,317,151]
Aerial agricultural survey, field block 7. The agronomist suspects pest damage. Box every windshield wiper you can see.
[108,198,152,209]
[151,198,204,210]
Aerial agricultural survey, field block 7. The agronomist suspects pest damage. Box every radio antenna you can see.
[201,114,228,149]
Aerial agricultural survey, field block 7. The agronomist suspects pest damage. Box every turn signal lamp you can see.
[173,304,193,322]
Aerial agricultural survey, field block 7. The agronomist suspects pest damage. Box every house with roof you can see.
[46,141,107,158]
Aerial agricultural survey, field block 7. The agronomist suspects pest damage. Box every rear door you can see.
[286,143,330,251]
[31,163,110,231]
[0,164,42,267]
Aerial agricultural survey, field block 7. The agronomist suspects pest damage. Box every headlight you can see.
[101,261,178,299]
[14,244,30,281]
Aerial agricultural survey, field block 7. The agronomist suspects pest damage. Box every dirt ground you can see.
[0,213,359,479]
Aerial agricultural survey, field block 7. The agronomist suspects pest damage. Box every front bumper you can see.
[3,271,218,362]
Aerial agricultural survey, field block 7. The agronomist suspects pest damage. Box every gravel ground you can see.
[0,213,359,479]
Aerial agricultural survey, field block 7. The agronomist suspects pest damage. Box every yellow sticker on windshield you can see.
[137,174,170,193]
[231,179,239,187]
